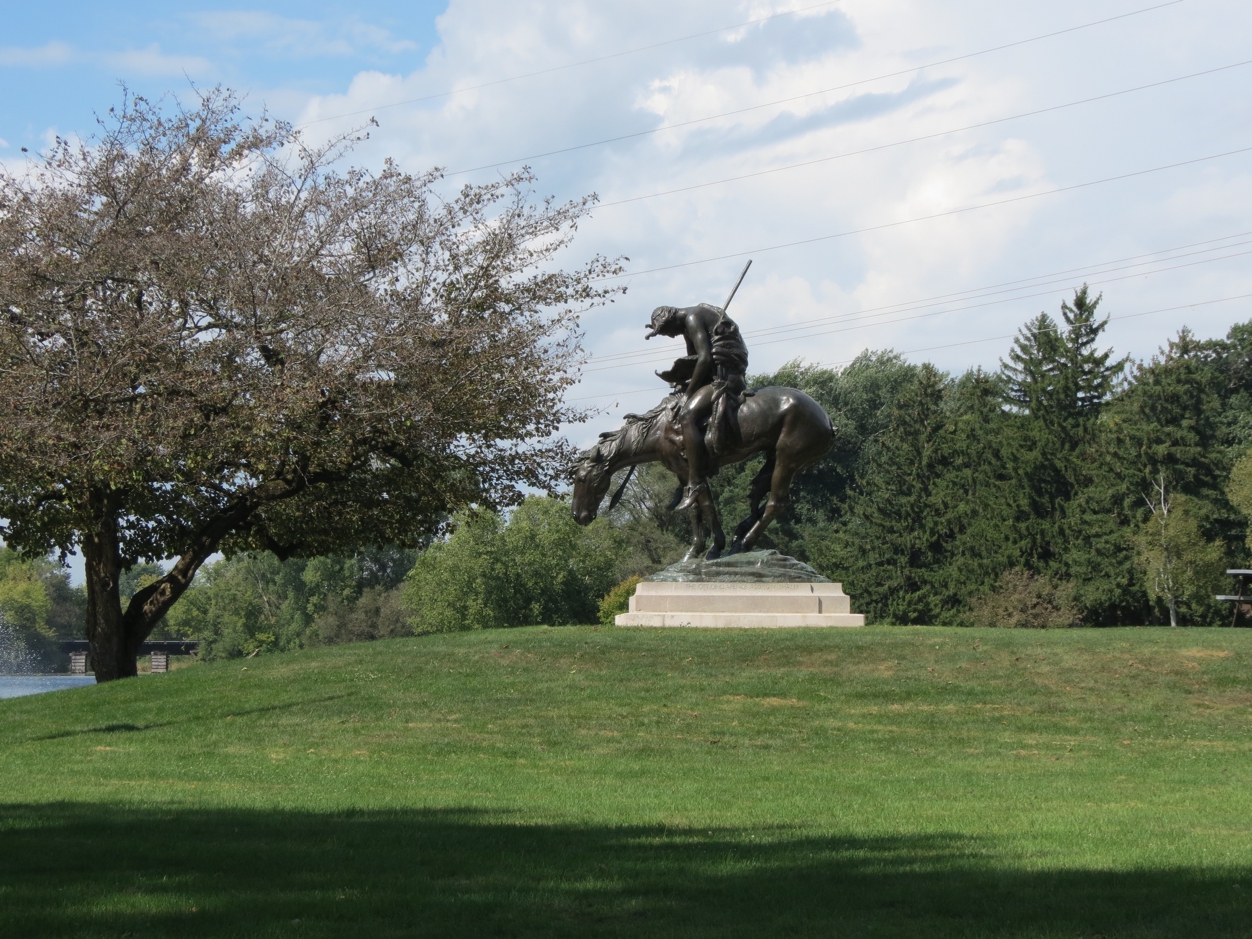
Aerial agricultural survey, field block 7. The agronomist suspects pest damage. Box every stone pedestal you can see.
[615,550,864,628]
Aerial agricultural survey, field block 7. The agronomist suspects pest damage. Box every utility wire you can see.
[748,249,1252,347]
[445,0,1185,176]
[295,1,845,127]
[595,59,1252,209]
[597,145,1252,281]
[581,246,1252,375]
[790,292,1252,374]
[750,248,1252,347]
[570,292,1252,402]
[587,230,1252,367]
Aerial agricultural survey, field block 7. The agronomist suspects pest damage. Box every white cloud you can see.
[286,0,1252,443]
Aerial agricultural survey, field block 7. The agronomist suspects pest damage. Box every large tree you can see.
[0,90,619,680]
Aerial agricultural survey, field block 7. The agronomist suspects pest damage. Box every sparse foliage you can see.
[1135,478,1225,626]
[967,569,1081,629]
[1225,449,1252,558]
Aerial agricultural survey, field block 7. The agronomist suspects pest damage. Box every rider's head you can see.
[644,305,682,340]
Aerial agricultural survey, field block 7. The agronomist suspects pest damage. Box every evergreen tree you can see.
[1001,286,1126,567]
[820,365,955,623]
[930,369,1032,609]
[1003,286,1125,438]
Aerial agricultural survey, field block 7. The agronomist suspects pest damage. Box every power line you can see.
[586,230,1252,367]
[594,59,1252,210]
[807,292,1252,372]
[581,245,1252,375]
[753,248,1252,347]
[295,1,844,128]
[445,0,1185,176]
[596,145,1252,281]
[749,248,1252,346]
[570,292,1252,403]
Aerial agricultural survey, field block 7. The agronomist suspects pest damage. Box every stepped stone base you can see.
[616,550,864,629]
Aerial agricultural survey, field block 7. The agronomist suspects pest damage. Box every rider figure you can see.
[645,303,749,511]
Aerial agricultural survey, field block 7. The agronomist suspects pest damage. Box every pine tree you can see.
[1000,287,1127,566]
[827,365,953,623]
[1003,286,1125,441]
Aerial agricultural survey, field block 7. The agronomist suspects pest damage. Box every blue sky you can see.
[1,2,446,147]
[4,0,1252,443]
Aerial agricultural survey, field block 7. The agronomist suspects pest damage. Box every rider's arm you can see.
[684,314,713,397]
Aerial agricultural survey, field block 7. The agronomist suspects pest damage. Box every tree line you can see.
[5,288,1252,665]
[738,288,1252,628]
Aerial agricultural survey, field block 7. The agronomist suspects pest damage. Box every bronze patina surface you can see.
[571,278,837,562]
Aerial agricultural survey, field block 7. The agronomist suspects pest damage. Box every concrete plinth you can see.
[616,581,864,628]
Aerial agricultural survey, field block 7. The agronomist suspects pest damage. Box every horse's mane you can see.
[582,394,677,466]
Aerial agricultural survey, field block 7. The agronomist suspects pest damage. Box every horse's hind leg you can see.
[729,452,775,554]
[698,487,726,560]
[740,455,796,551]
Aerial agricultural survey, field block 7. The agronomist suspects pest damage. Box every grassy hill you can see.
[2,625,1250,938]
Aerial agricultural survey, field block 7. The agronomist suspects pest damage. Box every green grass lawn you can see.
[1,626,1249,938]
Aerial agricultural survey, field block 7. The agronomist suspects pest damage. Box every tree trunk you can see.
[83,510,141,681]
[79,489,272,681]
[1168,597,1179,628]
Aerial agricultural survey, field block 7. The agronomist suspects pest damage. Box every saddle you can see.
[658,356,753,465]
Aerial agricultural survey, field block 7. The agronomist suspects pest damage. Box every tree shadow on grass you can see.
[30,695,355,741]
[0,803,1247,938]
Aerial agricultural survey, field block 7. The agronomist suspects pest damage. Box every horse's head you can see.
[570,442,615,526]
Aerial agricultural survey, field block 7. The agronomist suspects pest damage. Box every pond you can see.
[0,676,96,699]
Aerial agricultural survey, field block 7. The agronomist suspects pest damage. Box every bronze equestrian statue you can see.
[571,264,836,561]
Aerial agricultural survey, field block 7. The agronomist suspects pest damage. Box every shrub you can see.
[967,569,1082,629]
[598,576,643,626]
[403,496,621,632]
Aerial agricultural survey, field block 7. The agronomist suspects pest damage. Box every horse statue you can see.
[570,386,835,560]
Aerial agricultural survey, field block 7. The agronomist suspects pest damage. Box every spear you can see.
[722,259,752,312]
[715,259,752,330]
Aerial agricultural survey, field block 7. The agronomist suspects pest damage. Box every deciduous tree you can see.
[0,90,619,679]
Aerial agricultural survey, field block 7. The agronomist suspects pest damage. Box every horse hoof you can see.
[725,542,744,556]
[704,547,722,561]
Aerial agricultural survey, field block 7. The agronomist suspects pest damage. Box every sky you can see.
[3,0,1251,449]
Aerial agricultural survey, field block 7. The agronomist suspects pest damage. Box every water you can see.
[0,615,94,697]
[0,675,95,699]
[0,617,39,674]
